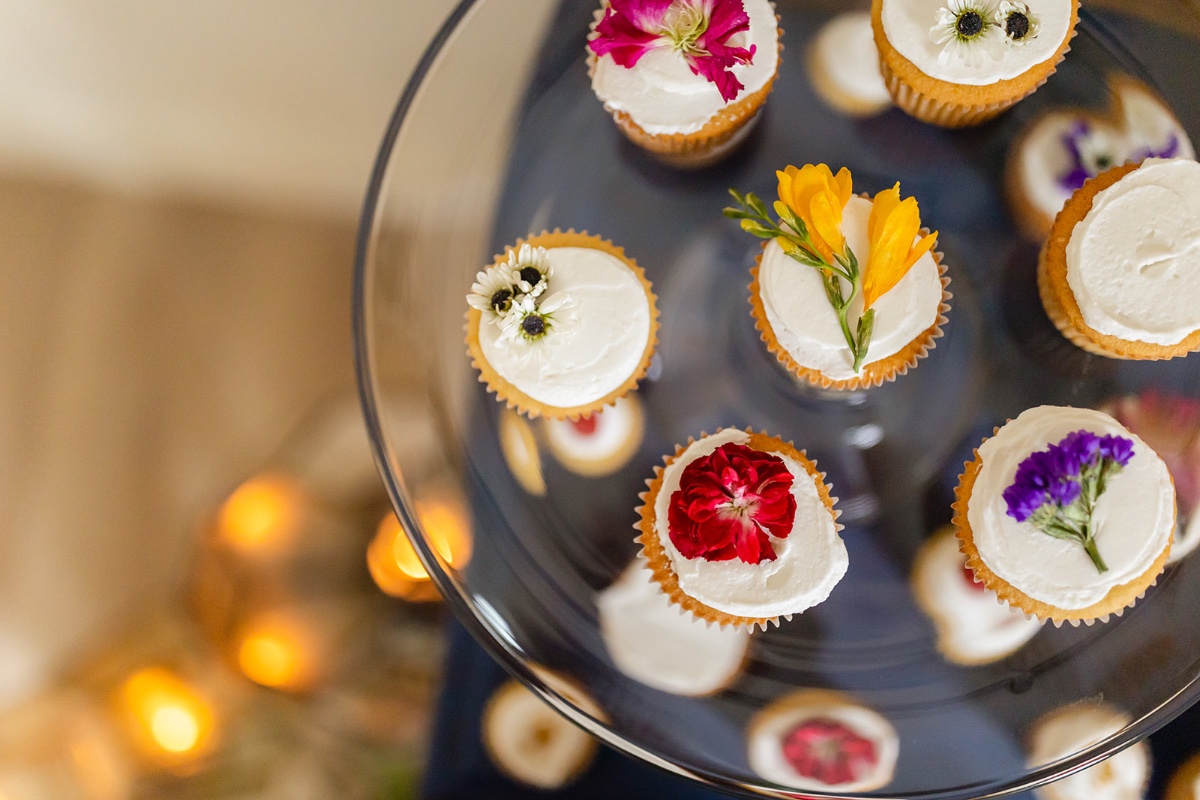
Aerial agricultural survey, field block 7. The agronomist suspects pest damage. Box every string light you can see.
[118,668,216,765]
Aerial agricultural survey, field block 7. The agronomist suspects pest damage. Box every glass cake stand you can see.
[354,1,1200,797]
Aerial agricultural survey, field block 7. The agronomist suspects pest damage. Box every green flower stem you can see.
[1082,530,1109,573]
[724,190,873,372]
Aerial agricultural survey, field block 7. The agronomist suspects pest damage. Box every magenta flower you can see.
[588,0,758,102]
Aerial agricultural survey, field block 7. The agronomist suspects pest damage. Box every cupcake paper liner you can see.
[1038,163,1200,360]
[748,232,951,392]
[465,229,660,421]
[635,429,842,631]
[871,0,1078,128]
[951,426,1174,626]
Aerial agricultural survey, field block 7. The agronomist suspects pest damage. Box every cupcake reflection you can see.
[482,679,597,790]
[1028,703,1150,800]
[542,395,645,478]
[747,689,898,792]
[499,408,545,496]
[597,560,750,696]
[913,525,1042,666]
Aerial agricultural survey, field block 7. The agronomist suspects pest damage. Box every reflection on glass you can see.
[1006,74,1194,239]
[912,525,1042,665]
[1028,703,1149,800]
[596,560,749,696]
[498,408,546,496]
[481,679,597,791]
[746,689,898,792]
[543,394,645,478]
[807,11,892,118]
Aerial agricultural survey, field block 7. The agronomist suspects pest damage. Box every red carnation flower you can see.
[667,442,796,565]
[781,718,878,786]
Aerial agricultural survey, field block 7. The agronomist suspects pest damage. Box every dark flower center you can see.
[1005,12,1030,40]
[519,266,543,286]
[490,288,513,313]
[1094,154,1113,170]
[956,11,984,37]
[521,314,547,337]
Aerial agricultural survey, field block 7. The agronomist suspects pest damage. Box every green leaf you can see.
[739,220,776,238]
[746,192,769,220]
[722,207,749,219]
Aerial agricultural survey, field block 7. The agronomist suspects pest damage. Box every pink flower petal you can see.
[588,0,673,67]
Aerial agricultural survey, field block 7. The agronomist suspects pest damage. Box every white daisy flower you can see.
[998,1,1040,45]
[930,0,1004,68]
[499,292,579,345]
[467,263,519,320]
[506,243,553,299]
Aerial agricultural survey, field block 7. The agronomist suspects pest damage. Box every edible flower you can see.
[1002,430,1136,573]
[776,164,853,264]
[862,183,938,311]
[930,0,1004,68]
[588,0,757,103]
[667,442,796,565]
[781,718,879,786]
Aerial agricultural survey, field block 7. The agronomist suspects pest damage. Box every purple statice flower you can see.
[1003,430,1134,522]
[1129,133,1181,163]
[1057,120,1097,193]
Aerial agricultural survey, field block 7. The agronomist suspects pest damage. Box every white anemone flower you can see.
[467,262,519,320]
[997,1,1040,45]
[930,0,1004,68]
[506,243,553,299]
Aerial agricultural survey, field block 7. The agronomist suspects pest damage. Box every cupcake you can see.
[1007,75,1194,240]
[1027,703,1150,800]
[597,560,750,696]
[807,12,892,117]
[466,231,659,420]
[542,395,645,478]
[728,164,949,390]
[1104,392,1200,565]
[1038,158,1200,360]
[747,689,899,792]
[872,0,1080,127]
[1165,751,1200,800]
[481,679,598,790]
[636,428,847,629]
[588,0,781,168]
[912,525,1042,665]
[953,405,1175,624]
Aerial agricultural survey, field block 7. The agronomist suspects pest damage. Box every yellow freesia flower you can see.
[861,183,938,310]
[776,164,853,264]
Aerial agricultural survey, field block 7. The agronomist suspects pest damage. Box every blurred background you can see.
[0,2,466,798]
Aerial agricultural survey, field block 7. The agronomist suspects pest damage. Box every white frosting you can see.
[968,406,1174,611]
[544,395,642,471]
[1065,158,1200,346]
[881,0,1073,85]
[913,528,1042,663]
[597,562,750,695]
[654,430,847,618]
[748,696,899,791]
[590,0,779,135]
[1029,705,1149,800]
[483,681,596,789]
[811,12,891,109]
[759,195,943,382]
[1016,82,1194,229]
[478,246,652,408]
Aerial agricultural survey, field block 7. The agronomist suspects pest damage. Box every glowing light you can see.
[367,493,472,601]
[237,619,310,690]
[119,668,215,763]
[216,476,299,554]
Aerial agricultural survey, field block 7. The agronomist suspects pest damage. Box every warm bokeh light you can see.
[367,493,471,601]
[118,668,216,764]
[216,475,300,554]
[236,617,312,691]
